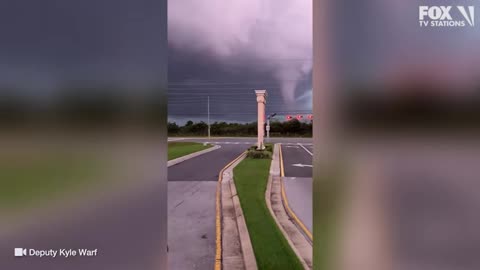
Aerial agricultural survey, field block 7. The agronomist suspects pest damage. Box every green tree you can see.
[168,122,180,135]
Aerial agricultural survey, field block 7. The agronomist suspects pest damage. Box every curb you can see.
[266,144,313,269]
[215,151,256,270]
[280,179,313,243]
[220,152,258,270]
[279,145,313,242]
[167,144,220,167]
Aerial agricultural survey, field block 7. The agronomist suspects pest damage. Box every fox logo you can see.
[457,6,474,26]
[419,6,475,27]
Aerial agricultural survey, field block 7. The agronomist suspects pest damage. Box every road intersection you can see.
[0,137,314,270]
[168,143,247,270]
[168,137,313,269]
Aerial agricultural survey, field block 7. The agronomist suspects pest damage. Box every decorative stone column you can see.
[255,90,267,150]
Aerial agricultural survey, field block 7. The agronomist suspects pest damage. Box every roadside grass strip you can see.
[168,141,212,160]
[313,165,346,270]
[233,158,304,270]
[0,153,104,211]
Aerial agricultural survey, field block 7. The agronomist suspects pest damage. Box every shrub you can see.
[248,144,273,152]
[246,149,272,159]
[246,143,273,159]
[265,144,273,153]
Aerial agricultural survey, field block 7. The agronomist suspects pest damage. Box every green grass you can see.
[168,142,212,160]
[0,153,104,211]
[234,157,304,270]
[313,162,347,270]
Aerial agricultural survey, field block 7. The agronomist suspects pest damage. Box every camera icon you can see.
[14,248,27,257]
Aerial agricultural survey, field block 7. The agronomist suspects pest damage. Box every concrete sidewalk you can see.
[168,181,217,270]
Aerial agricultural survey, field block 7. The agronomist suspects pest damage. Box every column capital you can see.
[255,89,267,103]
[255,89,267,96]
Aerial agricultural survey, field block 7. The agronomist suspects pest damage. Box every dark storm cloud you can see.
[0,0,167,95]
[334,0,480,88]
[168,0,312,122]
[168,47,311,123]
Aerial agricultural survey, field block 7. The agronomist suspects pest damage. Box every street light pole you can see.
[267,118,270,139]
[266,113,276,140]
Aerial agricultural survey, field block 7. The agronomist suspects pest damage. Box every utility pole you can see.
[207,96,211,139]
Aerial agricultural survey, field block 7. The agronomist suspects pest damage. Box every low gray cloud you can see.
[0,0,167,95]
[168,0,312,108]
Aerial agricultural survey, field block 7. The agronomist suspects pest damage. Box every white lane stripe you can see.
[298,143,313,156]
[202,141,275,145]
[168,138,185,142]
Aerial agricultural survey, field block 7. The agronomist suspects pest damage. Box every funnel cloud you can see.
[168,0,312,108]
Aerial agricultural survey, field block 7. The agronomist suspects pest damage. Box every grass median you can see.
[168,141,212,160]
[0,152,105,212]
[233,147,303,269]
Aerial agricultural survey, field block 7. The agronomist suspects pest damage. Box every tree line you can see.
[168,119,313,137]
[0,85,166,129]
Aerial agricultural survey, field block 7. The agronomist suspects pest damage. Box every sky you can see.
[168,0,313,124]
[168,0,479,124]
[334,0,480,93]
[0,0,167,102]
[2,0,478,125]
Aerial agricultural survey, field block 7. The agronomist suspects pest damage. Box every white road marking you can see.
[298,143,313,156]
[191,141,312,146]
[168,138,185,142]
[291,163,313,168]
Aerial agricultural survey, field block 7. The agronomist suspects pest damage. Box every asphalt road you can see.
[381,144,480,270]
[281,143,313,178]
[280,143,313,234]
[167,144,246,270]
[168,144,247,182]
[0,179,167,270]
[0,138,313,270]
[0,140,170,270]
[334,139,480,270]
[168,137,313,145]
[167,138,313,269]
[282,177,313,233]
